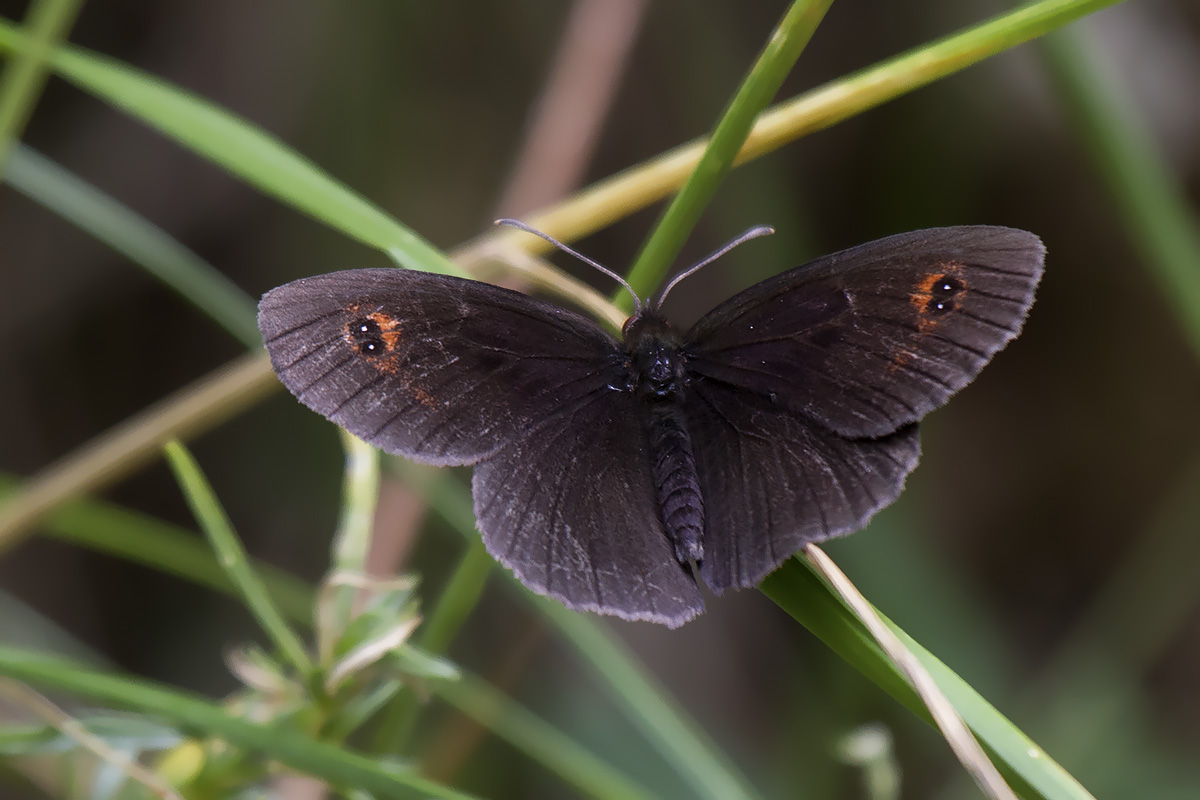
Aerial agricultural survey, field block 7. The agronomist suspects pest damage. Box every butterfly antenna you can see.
[652,225,775,309]
[495,218,642,313]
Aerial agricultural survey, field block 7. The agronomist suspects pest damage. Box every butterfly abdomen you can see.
[647,402,705,566]
[624,312,705,567]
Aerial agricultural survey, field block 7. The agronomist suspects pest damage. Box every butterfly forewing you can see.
[473,386,705,627]
[683,227,1045,438]
[258,269,624,465]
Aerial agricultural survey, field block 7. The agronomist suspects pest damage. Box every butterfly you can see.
[257,224,1045,627]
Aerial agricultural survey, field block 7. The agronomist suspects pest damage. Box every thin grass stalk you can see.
[163,440,313,678]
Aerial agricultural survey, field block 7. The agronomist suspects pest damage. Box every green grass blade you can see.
[0,474,313,622]
[3,144,260,347]
[419,537,494,655]
[622,0,834,304]
[0,16,459,277]
[434,669,660,800]
[536,600,764,800]
[0,351,278,556]
[0,587,107,665]
[761,559,1096,800]
[163,440,312,677]
[0,0,83,169]
[0,1,1120,284]
[517,0,1122,259]
[1036,26,1200,360]
[0,645,478,799]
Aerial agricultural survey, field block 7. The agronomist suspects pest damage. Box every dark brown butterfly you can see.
[258,225,1044,627]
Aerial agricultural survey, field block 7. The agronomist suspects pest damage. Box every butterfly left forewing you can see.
[258,268,623,465]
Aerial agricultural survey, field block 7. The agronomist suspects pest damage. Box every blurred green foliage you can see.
[1,1,1198,798]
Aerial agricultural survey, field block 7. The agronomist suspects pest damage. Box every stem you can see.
[325,432,382,654]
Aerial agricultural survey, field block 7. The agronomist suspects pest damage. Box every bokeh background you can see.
[2,1,1199,798]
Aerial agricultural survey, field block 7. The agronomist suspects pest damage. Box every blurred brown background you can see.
[1,1,1199,798]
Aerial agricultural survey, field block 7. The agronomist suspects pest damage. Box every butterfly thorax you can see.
[623,312,688,401]
[623,311,705,568]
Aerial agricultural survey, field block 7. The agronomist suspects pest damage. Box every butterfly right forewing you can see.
[684,227,1045,439]
[680,226,1043,590]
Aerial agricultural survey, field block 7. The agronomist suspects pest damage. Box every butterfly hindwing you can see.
[473,386,705,627]
[686,378,921,591]
[683,226,1045,438]
[258,268,623,465]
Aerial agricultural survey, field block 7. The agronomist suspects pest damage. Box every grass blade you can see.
[0,351,276,555]
[804,545,1017,800]
[0,475,313,624]
[1036,25,1200,360]
[163,440,312,677]
[3,144,260,347]
[0,16,458,277]
[623,0,834,302]
[0,645,478,800]
[433,668,660,800]
[0,0,83,168]
[761,558,1097,800]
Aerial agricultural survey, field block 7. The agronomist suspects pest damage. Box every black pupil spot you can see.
[350,317,384,355]
[926,275,964,315]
